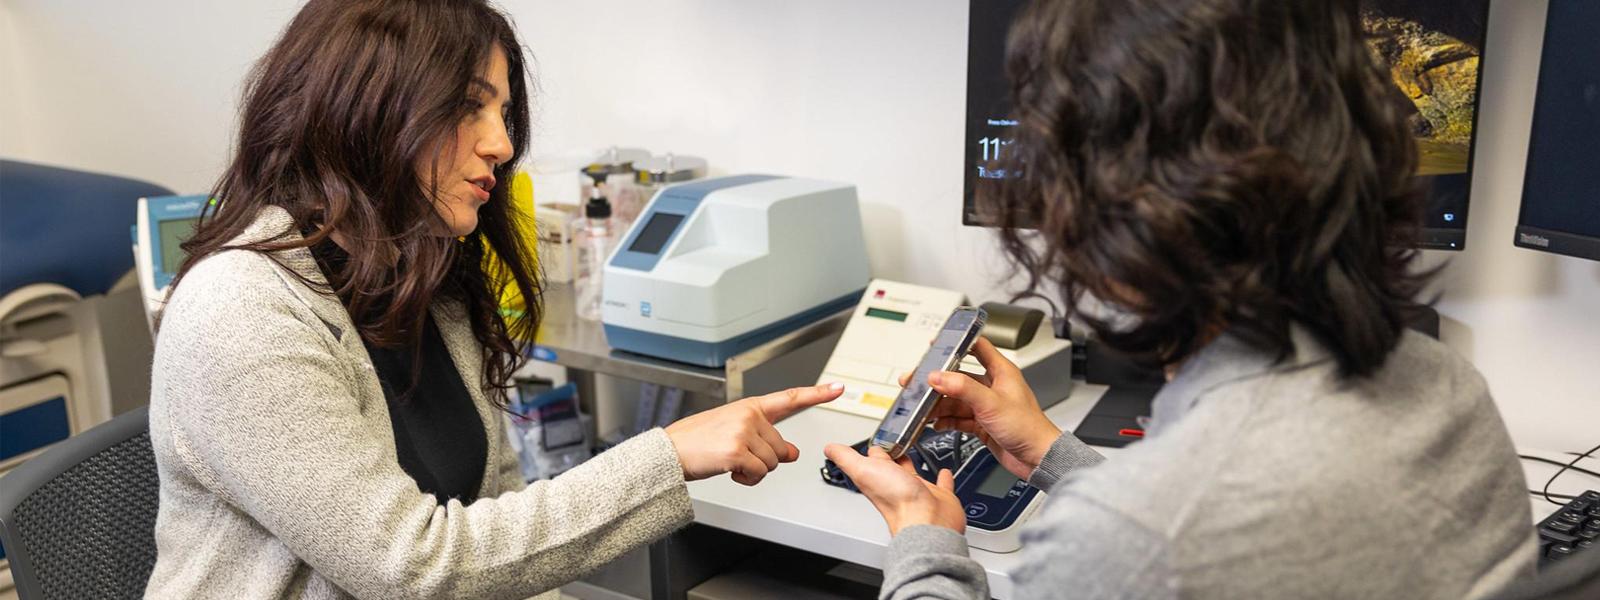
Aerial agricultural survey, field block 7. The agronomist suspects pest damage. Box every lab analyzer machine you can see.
[815,281,965,417]
[818,281,1074,419]
[600,175,870,367]
[134,195,208,324]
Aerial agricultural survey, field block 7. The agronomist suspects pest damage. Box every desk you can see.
[534,300,1594,599]
[686,383,1109,600]
[686,388,1596,600]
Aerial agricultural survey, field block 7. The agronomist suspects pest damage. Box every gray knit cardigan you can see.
[145,206,693,599]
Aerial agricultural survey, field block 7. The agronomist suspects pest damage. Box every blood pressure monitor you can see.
[134,194,208,324]
[824,429,1045,553]
[953,448,1044,552]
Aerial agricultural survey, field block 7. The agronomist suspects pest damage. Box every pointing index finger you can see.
[755,383,845,422]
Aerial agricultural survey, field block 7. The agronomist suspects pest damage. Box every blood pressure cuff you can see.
[820,428,985,493]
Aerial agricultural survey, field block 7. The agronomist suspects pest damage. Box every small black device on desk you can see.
[1070,306,1444,448]
[1538,490,1600,565]
[822,428,1043,553]
[1072,344,1163,448]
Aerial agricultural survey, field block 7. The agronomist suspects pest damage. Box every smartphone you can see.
[871,306,988,459]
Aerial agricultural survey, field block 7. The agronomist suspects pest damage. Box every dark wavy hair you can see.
[170,0,539,406]
[988,0,1430,376]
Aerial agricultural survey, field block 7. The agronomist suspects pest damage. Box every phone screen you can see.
[875,310,981,443]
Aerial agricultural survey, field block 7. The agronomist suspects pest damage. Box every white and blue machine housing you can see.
[134,194,208,323]
[601,175,869,367]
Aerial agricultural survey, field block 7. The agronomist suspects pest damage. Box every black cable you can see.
[1518,455,1600,480]
[1530,490,1577,501]
[1541,442,1600,506]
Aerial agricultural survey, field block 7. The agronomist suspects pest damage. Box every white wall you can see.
[3,0,1595,450]
[1423,0,1600,454]
[0,0,305,189]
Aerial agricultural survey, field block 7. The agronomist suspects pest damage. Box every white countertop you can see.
[685,382,1596,599]
[686,383,1111,600]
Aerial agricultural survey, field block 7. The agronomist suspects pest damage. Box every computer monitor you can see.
[961,0,1492,251]
[960,0,1026,228]
[1513,0,1600,263]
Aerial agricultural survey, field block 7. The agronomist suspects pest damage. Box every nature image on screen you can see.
[963,0,1490,247]
[1362,0,1489,177]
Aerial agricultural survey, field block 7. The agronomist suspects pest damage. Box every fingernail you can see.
[928,372,943,385]
[828,382,845,391]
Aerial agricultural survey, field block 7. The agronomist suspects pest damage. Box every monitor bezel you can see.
[959,0,1495,254]
[1511,0,1600,263]
[1411,0,1494,251]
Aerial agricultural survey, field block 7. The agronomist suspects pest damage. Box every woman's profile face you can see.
[423,45,514,237]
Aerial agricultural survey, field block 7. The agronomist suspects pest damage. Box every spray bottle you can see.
[572,180,614,321]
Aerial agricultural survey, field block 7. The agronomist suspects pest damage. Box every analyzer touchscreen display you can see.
[875,310,981,443]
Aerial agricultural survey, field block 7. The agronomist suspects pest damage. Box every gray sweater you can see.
[145,207,694,599]
[883,328,1537,599]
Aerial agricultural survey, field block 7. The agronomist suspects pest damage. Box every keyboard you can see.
[1537,489,1600,565]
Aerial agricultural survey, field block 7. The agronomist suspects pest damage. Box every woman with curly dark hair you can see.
[830,0,1534,597]
[145,1,840,598]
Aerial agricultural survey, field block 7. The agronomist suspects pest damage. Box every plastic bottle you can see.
[573,186,614,321]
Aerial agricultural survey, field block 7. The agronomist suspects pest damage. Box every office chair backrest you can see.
[1490,549,1600,600]
[0,406,158,600]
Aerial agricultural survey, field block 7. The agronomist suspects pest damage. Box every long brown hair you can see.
[171,0,540,405]
[990,0,1429,377]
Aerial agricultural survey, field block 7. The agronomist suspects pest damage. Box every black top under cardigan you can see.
[309,239,487,505]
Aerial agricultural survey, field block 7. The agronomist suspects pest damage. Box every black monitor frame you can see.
[1391,0,1494,251]
[1512,0,1600,263]
[960,0,1026,229]
[960,0,1494,253]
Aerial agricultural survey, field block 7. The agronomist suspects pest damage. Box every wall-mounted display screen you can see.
[1514,0,1600,263]
[961,0,1491,251]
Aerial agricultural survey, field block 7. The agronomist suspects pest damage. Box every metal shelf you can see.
[526,284,850,402]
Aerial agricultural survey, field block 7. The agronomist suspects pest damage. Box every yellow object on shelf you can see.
[485,170,538,320]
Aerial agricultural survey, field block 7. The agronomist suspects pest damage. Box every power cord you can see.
[1531,442,1600,506]
[1519,455,1600,480]
[1534,491,1578,502]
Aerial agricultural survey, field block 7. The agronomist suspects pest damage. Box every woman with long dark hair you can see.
[145,1,840,598]
[830,0,1534,597]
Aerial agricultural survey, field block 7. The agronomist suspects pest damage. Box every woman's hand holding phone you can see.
[666,383,844,486]
[907,337,1062,480]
